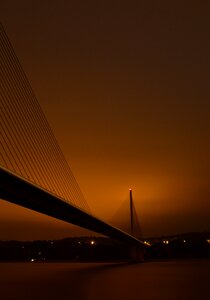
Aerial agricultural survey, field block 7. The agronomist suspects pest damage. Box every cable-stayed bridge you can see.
[0,23,144,257]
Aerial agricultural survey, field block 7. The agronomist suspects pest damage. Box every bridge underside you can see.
[0,167,144,247]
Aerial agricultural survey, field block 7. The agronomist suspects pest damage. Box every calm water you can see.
[0,260,210,300]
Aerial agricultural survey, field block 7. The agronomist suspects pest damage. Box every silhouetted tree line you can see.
[0,237,129,262]
[0,232,209,262]
[145,232,210,259]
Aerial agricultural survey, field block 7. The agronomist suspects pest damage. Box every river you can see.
[0,260,210,300]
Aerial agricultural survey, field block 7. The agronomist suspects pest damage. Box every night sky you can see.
[0,0,210,240]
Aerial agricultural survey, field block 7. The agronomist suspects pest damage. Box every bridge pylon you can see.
[129,245,145,262]
[129,189,144,262]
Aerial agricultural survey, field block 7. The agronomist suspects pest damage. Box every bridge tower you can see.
[129,188,134,236]
[129,189,145,262]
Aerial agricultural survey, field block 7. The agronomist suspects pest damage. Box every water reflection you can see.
[0,260,210,300]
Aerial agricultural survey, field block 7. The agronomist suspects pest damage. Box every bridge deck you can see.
[0,166,144,247]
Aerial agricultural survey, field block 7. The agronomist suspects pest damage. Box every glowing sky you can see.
[0,0,210,240]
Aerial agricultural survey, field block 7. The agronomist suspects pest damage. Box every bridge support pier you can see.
[129,246,144,262]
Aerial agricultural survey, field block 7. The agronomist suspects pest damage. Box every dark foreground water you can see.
[0,260,210,300]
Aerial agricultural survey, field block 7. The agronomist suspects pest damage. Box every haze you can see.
[0,0,210,240]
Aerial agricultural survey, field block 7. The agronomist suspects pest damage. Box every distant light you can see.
[90,240,95,245]
[183,240,186,243]
[31,258,35,262]
[163,240,169,244]
[206,239,210,244]
[144,241,151,246]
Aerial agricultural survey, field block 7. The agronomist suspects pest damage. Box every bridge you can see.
[0,23,145,259]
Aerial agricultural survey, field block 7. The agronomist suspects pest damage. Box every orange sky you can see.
[0,0,210,240]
